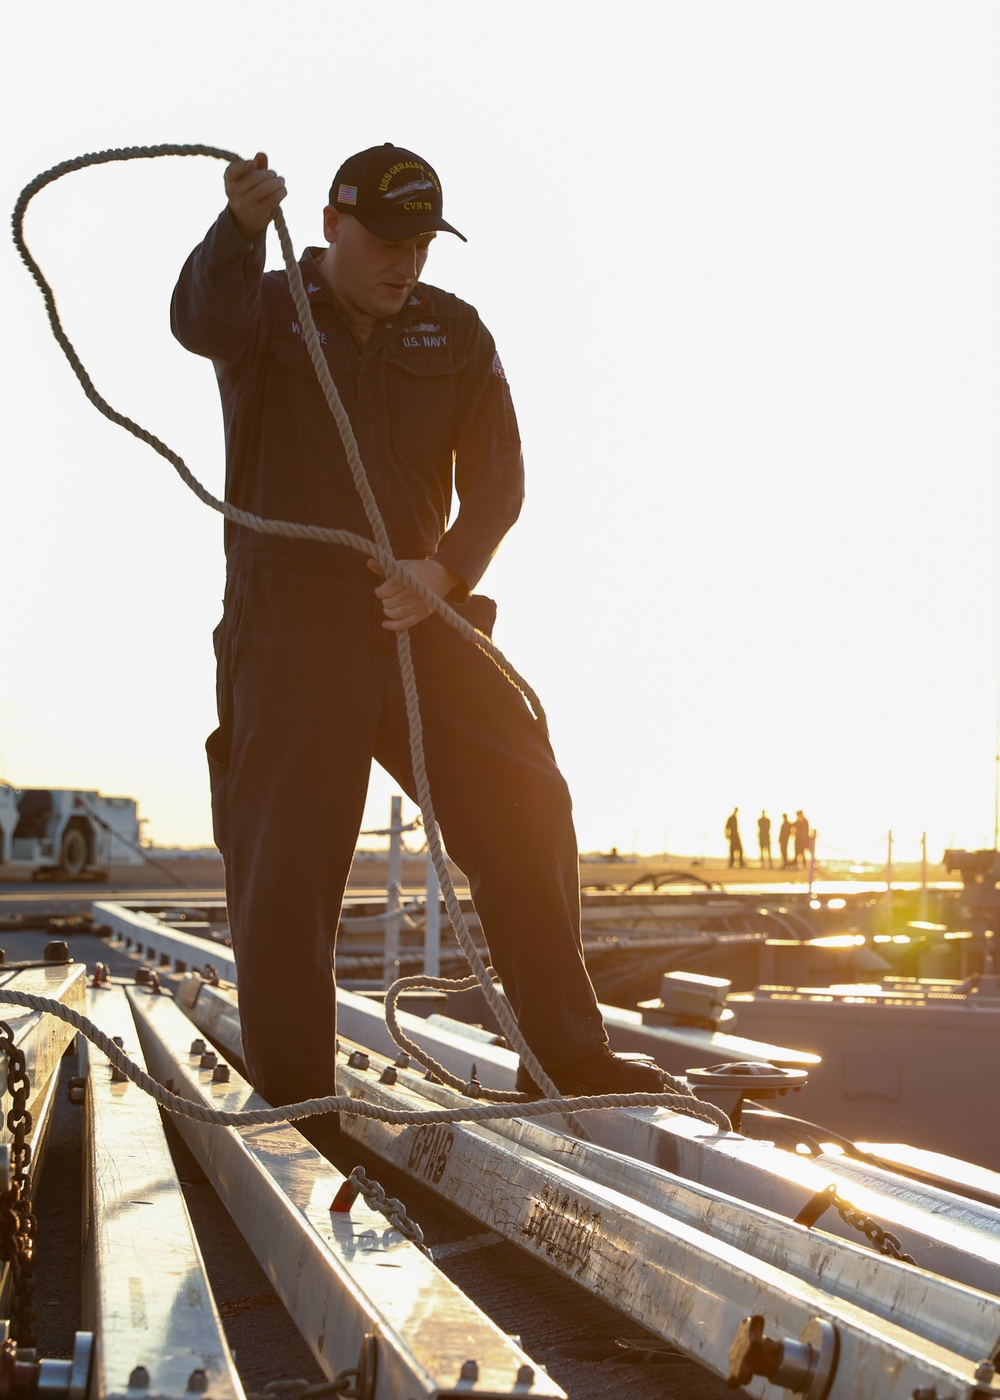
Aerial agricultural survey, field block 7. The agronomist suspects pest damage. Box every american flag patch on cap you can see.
[337,184,358,206]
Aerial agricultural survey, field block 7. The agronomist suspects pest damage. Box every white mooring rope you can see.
[12,146,731,1134]
[0,990,732,1131]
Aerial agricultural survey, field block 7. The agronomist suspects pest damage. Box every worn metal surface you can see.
[856,1143,1000,1209]
[81,983,244,1400]
[0,1043,62,1322]
[0,961,87,1319]
[598,1001,821,1072]
[175,975,243,1060]
[127,986,566,1400]
[400,1056,1000,1363]
[0,962,88,1095]
[329,986,1000,1295]
[329,1044,998,1400]
[93,902,237,982]
[174,977,1000,1399]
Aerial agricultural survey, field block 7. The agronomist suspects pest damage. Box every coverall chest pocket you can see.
[270,335,321,381]
[384,345,466,462]
[268,336,357,445]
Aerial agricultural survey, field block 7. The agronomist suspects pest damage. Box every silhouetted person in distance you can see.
[725,808,744,868]
[778,812,792,867]
[793,810,811,869]
[758,810,772,868]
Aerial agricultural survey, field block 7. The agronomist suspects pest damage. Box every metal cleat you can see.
[686,1061,808,1130]
[109,1035,128,1084]
[0,1332,94,1400]
[329,1179,361,1214]
[727,1314,837,1397]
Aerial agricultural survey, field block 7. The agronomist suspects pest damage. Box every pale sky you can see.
[3,2,999,864]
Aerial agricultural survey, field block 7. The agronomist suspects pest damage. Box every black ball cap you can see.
[329,143,466,242]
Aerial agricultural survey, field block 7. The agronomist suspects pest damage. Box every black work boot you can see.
[515,1048,670,1098]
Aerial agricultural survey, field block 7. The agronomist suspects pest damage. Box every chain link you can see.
[795,1181,916,1265]
[834,1195,916,1264]
[0,1023,37,1344]
[346,1166,430,1257]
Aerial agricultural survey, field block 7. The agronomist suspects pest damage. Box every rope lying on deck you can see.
[0,990,732,1131]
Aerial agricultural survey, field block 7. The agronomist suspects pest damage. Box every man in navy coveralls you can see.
[172,144,671,1115]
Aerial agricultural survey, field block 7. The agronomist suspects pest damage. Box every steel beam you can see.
[0,1040,62,1323]
[598,1000,821,1072]
[174,983,1000,1396]
[383,1048,1000,1365]
[158,936,1000,1298]
[327,1044,999,1400]
[126,987,565,1400]
[0,963,87,1095]
[0,962,87,1173]
[329,986,1000,1295]
[81,984,244,1400]
[175,975,243,1061]
[0,963,88,1321]
[854,1142,1000,1209]
[93,902,237,982]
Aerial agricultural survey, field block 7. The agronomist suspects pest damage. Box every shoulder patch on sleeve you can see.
[492,352,507,380]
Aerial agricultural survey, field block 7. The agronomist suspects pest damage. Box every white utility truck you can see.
[0,786,142,879]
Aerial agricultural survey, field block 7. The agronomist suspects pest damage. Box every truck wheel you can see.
[60,827,88,877]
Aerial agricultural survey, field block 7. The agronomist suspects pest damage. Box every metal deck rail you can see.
[81,984,244,1400]
[169,981,1000,1399]
[326,985,1000,1297]
[0,962,86,1319]
[327,1043,1000,1400]
[94,899,1000,1395]
[94,902,237,983]
[125,985,565,1400]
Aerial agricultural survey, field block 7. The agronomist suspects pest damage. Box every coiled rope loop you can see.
[0,990,732,1132]
[12,141,559,1103]
[12,146,728,1131]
